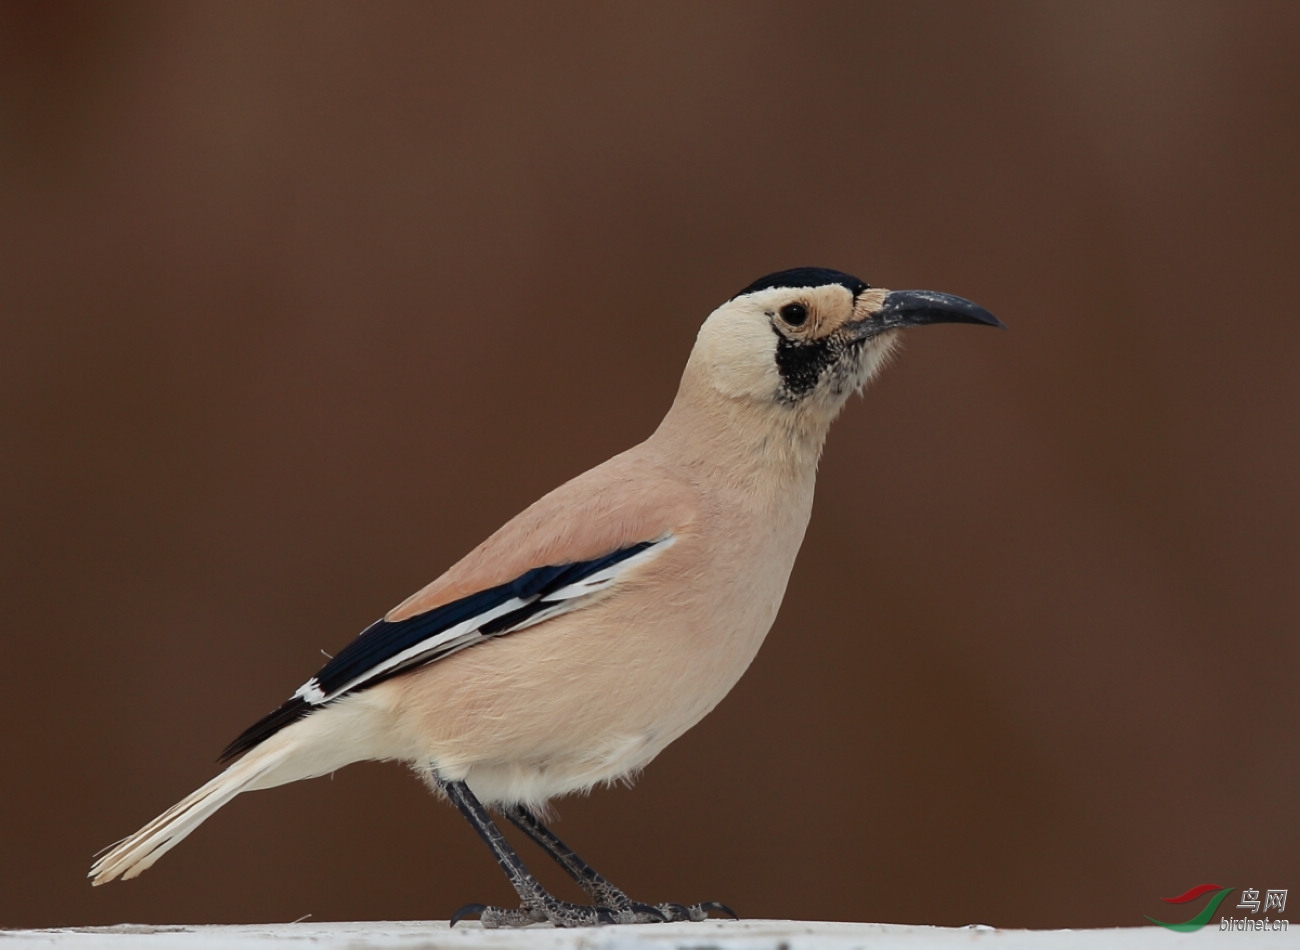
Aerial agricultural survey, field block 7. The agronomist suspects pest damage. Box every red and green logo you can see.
[1147,883,1235,932]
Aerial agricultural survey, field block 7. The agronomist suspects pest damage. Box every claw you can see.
[449,903,488,928]
[691,900,738,920]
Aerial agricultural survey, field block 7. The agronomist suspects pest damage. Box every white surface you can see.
[3,919,1295,949]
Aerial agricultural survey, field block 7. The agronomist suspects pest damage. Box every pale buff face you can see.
[687,282,900,416]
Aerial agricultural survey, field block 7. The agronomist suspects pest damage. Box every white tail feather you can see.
[89,736,298,884]
[89,694,402,885]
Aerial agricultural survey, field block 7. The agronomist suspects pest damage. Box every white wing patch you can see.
[292,534,675,706]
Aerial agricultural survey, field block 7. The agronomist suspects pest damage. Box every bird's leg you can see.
[442,780,615,928]
[503,804,737,925]
[502,805,661,923]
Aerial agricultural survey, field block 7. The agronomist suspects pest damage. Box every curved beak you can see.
[854,289,1004,338]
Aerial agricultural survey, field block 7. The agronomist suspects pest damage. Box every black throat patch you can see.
[774,330,848,400]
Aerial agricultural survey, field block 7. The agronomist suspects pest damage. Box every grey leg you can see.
[442,780,614,928]
[503,804,737,924]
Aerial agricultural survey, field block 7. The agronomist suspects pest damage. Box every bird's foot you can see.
[653,900,738,922]
[451,899,616,929]
[602,900,669,924]
[599,897,736,923]
[449,897,735,927]
[581,880,734,924]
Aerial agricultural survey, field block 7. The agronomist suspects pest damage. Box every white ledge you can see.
[3,919,1289,948]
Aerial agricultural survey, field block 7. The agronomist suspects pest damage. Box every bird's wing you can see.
[219,453,695,762]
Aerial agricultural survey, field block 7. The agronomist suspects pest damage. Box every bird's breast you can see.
[389,467,817,804]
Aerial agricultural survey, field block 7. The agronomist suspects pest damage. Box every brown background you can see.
[1,0,1296,932]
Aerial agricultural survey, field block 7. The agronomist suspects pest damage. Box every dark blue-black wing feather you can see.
[218,539,658,763]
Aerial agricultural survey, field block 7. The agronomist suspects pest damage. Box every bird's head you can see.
[685,267,1002,423]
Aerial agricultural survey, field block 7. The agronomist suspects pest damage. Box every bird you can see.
[89,267,1002,927]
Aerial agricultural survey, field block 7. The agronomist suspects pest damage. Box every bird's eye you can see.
[779,303,808,327]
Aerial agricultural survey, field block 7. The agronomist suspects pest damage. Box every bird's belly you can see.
[458,729,665,806]
[388,587,779,806]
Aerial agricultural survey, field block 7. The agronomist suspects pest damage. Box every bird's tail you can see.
[91,686,403,883]
[89,735,298,884]
[89,695,394,885]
